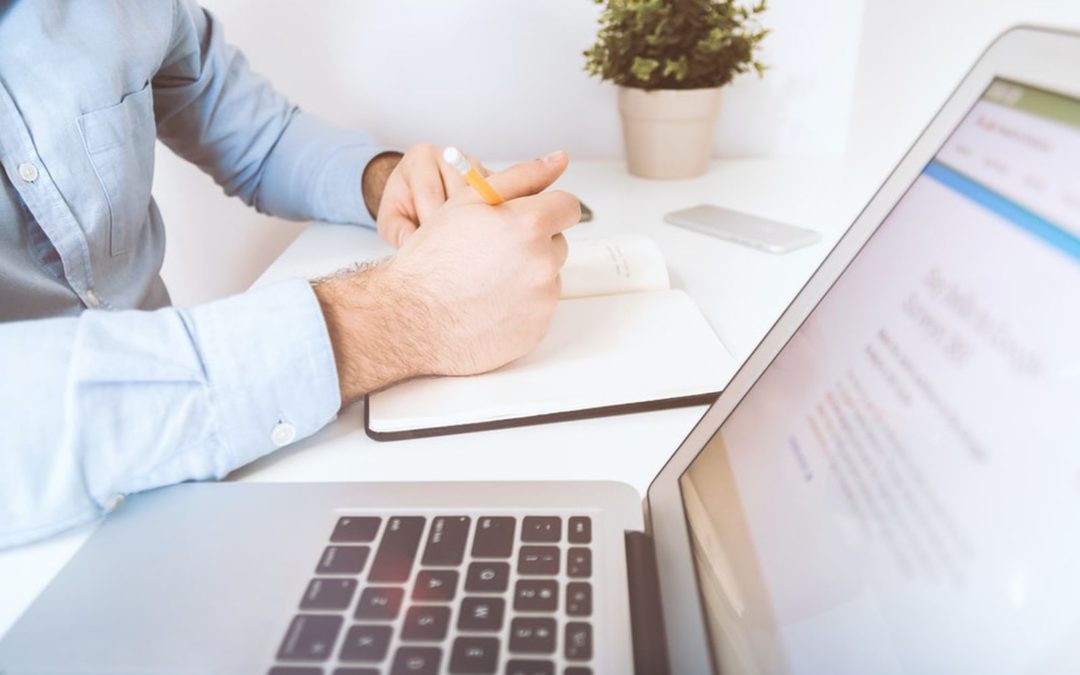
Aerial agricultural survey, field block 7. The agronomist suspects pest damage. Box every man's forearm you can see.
[312,261,432,404]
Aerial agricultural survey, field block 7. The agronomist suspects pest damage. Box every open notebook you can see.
[365,235,738,440]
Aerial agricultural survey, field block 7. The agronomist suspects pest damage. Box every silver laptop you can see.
[2,25,1079,675]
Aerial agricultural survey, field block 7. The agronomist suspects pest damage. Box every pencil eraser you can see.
[442,146,469,173]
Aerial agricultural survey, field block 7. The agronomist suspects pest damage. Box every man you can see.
[0,1,578,547]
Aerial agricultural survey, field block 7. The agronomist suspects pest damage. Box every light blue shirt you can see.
[0,0,386,547]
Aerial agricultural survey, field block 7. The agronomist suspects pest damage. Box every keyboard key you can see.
[355,587,404,620]
[401,605,451,641]
[277,614,343,661]
[566,582,592,617]
[568,517,591,544]
[457,596,504,631]
[333,669,379,675]
[564,668,592,675]
[472,517,515,558]
[513,579,558,612]
[505,660,554,675]
[339,624,392,662]
[331,516,381,543]
[269,668,322,675]
[368,516,426,583]
[300,578,357,610]
[390,646,441,675]
[413,569,459,602]
[564,622,592,661]
[517,546,559,576]
[567,548,592,578]
[521,517,561,543]
[317,546,370,575]
[449,636,499,673]
[464,562,509,593]
[509,617,556,654]
[421,516,471,566]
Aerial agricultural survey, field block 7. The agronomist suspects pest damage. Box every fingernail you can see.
[543,150,565,163]
[398,230,411,247]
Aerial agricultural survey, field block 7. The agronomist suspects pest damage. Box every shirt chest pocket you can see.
[77,82,156,257]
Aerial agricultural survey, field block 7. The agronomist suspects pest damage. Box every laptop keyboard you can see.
[269,514,595,675]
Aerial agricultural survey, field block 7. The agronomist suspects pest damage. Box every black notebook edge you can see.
[363,390,721,442]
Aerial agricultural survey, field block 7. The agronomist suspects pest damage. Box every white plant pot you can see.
[617,86,722,179]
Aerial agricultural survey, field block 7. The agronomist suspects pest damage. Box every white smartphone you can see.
[664,204,821,254]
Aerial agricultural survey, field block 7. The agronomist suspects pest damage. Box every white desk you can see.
[0,158,878,638]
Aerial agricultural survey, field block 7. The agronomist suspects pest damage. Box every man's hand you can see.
[360,151,404,219]
[373,143,489,249]
[314,151,577,405]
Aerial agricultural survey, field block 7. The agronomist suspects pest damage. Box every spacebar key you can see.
[369,516,426,583]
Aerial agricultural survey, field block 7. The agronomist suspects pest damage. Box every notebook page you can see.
[367,289,736,434]
[559,235,670,299]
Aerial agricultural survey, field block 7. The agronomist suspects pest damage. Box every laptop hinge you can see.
[625,530,672,675]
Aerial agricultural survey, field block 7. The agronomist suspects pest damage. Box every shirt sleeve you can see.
[151,0,385,225]
[0,279,341,549]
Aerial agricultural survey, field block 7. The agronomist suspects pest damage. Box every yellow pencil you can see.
[443,146,503,205]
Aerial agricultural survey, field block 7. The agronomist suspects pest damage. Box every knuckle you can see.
[548,255,564,278]
[420,182,444,201]
[554,247,569,271]
[408,142,435,157]
[519,210,547,233]
[531,257,559,287]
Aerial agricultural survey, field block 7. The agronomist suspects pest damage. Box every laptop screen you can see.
[679,79,1080,674]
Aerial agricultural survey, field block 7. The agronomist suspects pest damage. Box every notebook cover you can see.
[362,390,720,441]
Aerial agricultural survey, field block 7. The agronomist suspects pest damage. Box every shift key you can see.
[368,516,425,583]
[472,517,515,558]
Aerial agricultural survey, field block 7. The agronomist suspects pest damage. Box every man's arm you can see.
[0,280,340,548]
[0,152,577,549]
[152,0,386,225]
[361,152,404,219]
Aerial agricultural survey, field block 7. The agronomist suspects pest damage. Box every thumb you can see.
[484,151,568,202]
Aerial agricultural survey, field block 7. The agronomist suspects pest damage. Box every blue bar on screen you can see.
[923,160,1080,262]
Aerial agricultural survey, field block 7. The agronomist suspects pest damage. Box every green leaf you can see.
[584,0,770,90]
[630,56,660,82]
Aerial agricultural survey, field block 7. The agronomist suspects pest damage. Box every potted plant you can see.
[585,0,769,179]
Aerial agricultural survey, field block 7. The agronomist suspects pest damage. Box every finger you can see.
[468,155,491,178]
[508,189,581,235]
[397,223,418,247]
[409,164,448,225]
[439,153,470,197]
[483,150,568,202]
[551,232,569,269]
[378,212,419,249]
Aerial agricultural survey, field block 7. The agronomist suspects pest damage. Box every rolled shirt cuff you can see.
[256,109,390,226]
[185,277,342,471]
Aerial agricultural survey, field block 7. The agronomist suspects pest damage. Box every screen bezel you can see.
[642,26,1080,674]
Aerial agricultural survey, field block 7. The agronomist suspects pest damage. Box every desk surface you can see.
[0,158,878,638]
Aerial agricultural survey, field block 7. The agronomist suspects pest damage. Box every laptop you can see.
[2,25,1079,675]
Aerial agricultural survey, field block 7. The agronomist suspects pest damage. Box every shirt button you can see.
[271,421,297,447]
[103,494,124,512]
[18,162,39,183]
[85,289,101,308]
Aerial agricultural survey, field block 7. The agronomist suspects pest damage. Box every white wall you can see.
[849,0,1080,182]
[157,0,864,306]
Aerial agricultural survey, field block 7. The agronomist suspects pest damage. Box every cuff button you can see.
[271,421,297,447]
